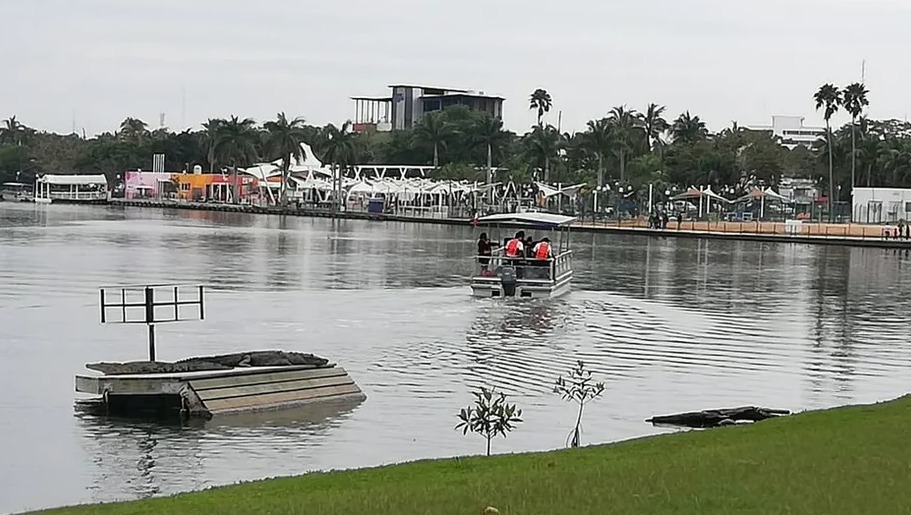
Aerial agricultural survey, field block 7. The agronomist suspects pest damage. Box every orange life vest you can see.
[535,242,551,260]
[505,238,522,257]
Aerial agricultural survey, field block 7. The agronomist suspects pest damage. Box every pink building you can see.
[123,171,175,199]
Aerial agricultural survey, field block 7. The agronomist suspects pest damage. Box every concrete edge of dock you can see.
[103,198,911,250]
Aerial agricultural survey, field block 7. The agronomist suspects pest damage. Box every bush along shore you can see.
[33,380,911,514]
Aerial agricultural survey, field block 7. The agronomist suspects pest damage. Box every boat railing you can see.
[474,249,572,281]
[39,191,108,201]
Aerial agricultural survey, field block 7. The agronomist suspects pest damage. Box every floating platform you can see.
[75,352,365,419]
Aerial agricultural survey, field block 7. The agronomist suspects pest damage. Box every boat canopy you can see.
[476,212,577,228]
[36,174,108,186]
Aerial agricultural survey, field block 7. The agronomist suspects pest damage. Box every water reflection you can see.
[75,397,364,504]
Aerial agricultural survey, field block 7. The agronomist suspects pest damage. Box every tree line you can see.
[2,84,910,201]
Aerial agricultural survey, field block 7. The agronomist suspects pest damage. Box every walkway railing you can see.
[577,218,911,240]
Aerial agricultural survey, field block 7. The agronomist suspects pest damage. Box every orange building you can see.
[173,173,259,202]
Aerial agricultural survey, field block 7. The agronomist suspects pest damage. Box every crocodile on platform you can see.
[86,350,329,375]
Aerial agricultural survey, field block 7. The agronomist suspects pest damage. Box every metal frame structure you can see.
[99,284,205,361]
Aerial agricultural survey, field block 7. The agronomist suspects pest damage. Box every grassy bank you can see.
[39,396,911,515]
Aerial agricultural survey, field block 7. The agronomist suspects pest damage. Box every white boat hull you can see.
[470,271,572,299]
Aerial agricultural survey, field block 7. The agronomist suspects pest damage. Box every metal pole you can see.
[148,324,156,362]
[648,183,653,215]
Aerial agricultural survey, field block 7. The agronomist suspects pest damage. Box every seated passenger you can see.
[505,231,525,258]
[532,237,554,279]
[533,237,554,260]
[505,231,526,278]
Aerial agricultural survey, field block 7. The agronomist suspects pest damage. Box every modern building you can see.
[745,115,826,149]
[351,84,504,133]
[852,187,911,224]
[122,171,175,199]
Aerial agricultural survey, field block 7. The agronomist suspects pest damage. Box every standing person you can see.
[676,212,683,230]
[477,232,493,274]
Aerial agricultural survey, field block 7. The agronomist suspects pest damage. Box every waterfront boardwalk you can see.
[107,198,911,249]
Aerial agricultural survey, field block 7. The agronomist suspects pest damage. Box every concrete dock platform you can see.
[76,363,365,418]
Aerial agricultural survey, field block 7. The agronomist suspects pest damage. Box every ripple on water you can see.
[4,204,911,514]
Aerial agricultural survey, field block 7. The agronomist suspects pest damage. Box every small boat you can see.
[470,212,575,299]
[0,182,34,202]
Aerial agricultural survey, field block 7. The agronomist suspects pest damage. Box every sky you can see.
[3,0,911,137]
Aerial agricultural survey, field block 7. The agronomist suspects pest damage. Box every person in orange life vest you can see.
[533,237,553,260]
[505,231,525,257]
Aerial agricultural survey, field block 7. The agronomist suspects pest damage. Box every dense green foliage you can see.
[4,87,911,202]
[39,396,911,514]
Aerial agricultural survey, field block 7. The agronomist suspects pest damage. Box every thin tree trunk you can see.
[280,161,287,206]
[597,153,603,188]
[486,436,491,456]
[620,149,626,182]
[486,143,492,184]
[850,120,856,223]
[433,144,439,168]
[827,121,834,222]
[572,403,585,448]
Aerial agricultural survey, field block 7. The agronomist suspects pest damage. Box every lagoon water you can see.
[1,202,910,513]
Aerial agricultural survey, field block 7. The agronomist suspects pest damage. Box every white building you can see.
[852,187,911,223]
[745,115,826,149]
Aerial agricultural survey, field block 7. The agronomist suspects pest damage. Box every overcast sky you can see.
[3,0,909,136]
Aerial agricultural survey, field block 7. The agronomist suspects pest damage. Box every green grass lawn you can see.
[39,396,911,515]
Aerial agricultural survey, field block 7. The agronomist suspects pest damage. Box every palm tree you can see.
[214,115,259,203]
[412,111,451,167]
[118,117,149,144]
[523,124,562,182]
[814,83,841,221]
[264,112,308,203]
[0,116,24,146]
[317,121,357,212]
[529,89,553,127]
[608,106,641,182]
[582,118,612,188]
[201,118,225,173]
[841,82,869,198]
[670,112,708,144]
[471,115,508,184]
[639,104,669,152]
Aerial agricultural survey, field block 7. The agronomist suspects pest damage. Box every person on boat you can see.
[524,235,536,257]
[505,230,526,278]
[532,237,554,279]
[477,232,493,274]
[505,231,525,258]
[533,237,553,260]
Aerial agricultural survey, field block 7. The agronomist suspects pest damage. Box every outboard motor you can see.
[498,266,518,297]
